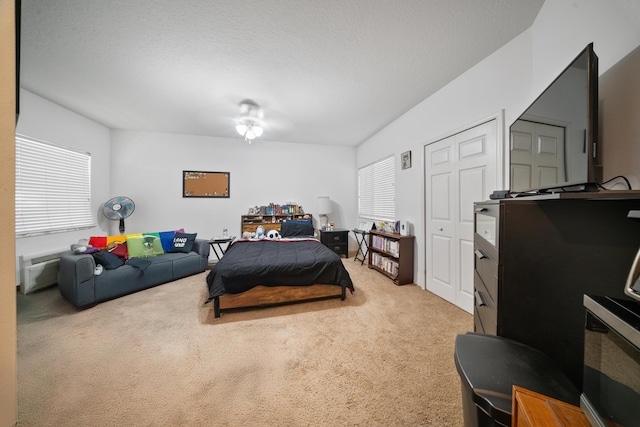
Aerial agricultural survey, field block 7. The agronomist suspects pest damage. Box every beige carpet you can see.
[17,259,473,426]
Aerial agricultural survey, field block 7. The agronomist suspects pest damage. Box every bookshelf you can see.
[241,214,312,234]
[368,230,414,285]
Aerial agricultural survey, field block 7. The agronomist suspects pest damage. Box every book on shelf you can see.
[371,235,400,257]
[371,253,399,276]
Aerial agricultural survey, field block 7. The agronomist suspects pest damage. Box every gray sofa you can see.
[58,239,210,308]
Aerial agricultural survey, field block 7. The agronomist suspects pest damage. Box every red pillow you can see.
[109,242,129,260]
[88,236,107,248]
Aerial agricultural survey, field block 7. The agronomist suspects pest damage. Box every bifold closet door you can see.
[425,119,498,314]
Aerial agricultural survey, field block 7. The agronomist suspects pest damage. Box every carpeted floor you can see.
[17,259,473,426]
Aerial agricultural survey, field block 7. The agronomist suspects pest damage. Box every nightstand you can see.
[320,229,348,258]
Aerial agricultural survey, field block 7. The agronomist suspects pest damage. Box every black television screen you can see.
[509,43,601,193]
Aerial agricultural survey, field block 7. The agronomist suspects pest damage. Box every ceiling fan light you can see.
[245,127,257,140]
[236,123,248,136]
[235,100,264,141]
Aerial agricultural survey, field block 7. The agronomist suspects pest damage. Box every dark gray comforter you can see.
[206,238,354,300]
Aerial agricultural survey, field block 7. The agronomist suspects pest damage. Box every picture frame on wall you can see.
[401,151,412,170]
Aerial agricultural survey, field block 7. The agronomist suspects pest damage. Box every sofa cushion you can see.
[169,232,197,253]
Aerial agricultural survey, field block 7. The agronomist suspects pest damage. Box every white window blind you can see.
[358,156,395,221]
[15,134,95,237]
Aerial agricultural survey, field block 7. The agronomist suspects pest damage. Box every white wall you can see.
[600,44,640,189]
[356,0,640,290]
[15,95,357,266]
[15,90,112,283]
[14,0,640,290]
[109,130,357,250]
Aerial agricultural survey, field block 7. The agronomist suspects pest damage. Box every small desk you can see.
[352,229,370,265]
[208,236,235,260]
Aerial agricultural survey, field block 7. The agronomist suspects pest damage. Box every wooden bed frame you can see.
[213,284,346,318]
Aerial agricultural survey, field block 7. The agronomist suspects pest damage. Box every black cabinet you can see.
[320,229,348,258]
[473,194,640,389]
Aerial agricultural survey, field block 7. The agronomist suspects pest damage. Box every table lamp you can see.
[317,196,333,230]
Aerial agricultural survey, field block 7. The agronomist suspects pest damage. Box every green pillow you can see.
[126,235,164,258]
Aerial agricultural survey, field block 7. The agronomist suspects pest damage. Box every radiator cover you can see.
[20,249,66,294]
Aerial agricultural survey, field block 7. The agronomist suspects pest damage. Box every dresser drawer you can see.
[474,271,497,335]
[474,307,486,333]
[322,231,348,244]
[330,244,347,256]
[474,246,498,305]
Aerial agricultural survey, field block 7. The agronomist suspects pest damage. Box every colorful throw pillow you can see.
[88,236,107,249]
[169,232,197,253]
[92,250,124,270]
[106,235,126,246]
[89,235,128,249]
[109,242,129,260]
[158,230,176,252]
[126,235,165,258]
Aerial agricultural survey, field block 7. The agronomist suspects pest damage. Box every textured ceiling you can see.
[20,0,545,146]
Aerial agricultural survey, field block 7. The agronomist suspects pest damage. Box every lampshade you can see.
[317,196,333,215]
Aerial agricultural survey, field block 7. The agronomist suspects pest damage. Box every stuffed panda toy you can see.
[267,229,281,239]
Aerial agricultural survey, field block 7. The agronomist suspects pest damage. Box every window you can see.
[15,134,95,237]
[358,155,395,221]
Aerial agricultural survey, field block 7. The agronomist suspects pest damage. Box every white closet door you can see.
[425,119,498,314]
[510,120,566,192]
[425,137,456,305]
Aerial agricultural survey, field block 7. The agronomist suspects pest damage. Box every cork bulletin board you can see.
[183,171,230,198]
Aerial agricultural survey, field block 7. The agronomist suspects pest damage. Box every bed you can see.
[205,221,354,317]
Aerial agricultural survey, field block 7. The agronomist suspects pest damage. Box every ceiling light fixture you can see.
[235,100,264,143]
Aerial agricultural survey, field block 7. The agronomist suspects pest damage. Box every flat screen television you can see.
[509,43,602,193]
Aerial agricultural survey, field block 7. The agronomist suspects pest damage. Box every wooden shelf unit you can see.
[368,230,414,285]
[241,214,312,234]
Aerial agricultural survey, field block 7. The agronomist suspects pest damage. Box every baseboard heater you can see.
[19,248,68,294]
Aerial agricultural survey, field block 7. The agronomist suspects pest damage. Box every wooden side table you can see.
[319,229,348,258]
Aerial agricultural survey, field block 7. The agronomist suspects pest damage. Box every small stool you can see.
[352,229,369,265]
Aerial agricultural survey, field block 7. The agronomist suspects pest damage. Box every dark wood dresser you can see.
[473,193,640,389]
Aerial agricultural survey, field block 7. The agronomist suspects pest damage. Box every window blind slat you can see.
[358,156,395,221]
[15,134,96,237]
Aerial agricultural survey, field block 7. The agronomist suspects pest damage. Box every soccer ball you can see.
[266,229,281,239]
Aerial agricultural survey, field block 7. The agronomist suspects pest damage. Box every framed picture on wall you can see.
[401,151,412,170]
